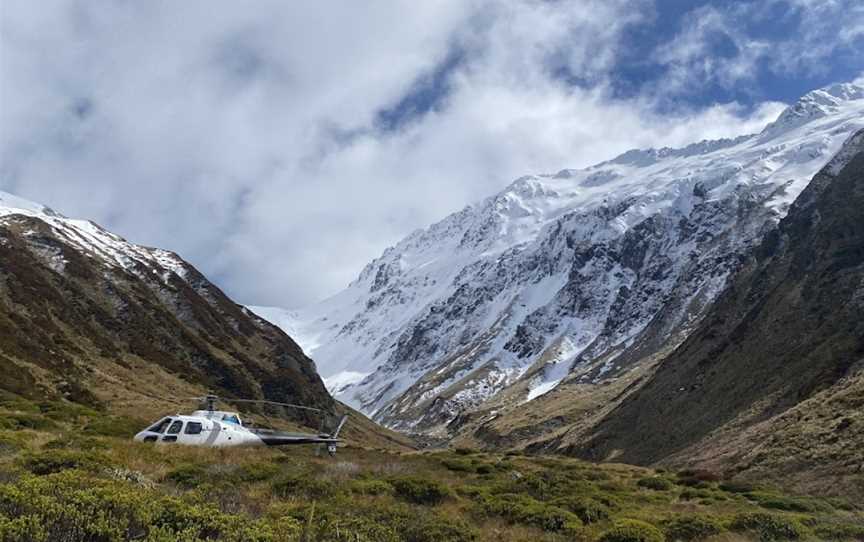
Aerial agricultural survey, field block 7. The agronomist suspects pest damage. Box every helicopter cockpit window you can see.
[185,422,203,435]
[222,414,240,425]
[166,420,183,435]
[147,418,172,434]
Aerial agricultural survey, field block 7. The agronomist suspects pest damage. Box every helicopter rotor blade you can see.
[226,399,349,437]
[227,398,335,416]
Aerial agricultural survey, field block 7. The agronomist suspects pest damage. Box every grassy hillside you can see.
[2,396,862,542]
[0,212,332,426]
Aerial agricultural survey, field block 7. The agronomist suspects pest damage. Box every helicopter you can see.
[133,395,348,456]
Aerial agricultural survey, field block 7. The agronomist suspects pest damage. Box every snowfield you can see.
[252,82,864,433]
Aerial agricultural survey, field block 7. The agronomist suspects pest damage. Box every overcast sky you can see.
[2,1,863,307]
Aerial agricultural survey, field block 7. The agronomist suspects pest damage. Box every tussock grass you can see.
[0,398,861,541]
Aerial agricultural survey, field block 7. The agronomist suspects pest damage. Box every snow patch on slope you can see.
[525,337,580,401]
[254,81,864,430]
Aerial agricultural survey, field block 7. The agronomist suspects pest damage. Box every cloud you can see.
[653,6,768,93]
[0,1,833,307]
[651,0,864,97]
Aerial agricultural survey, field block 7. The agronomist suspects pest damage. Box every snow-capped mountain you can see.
[0,190,334,417]
[0,191,189,280]
[252,82,864,434]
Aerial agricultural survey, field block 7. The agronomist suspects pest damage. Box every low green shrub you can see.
[824,496,859,511]
[506,471,555,497]
[637,477,673,490]
[234,462,281,483]
[550,496,611,524]
[272,472,339,500]
[350,479,393,496]
[730,512,807,541]
[442,458,476,473]
[82,415,143,438]
[390,476,450,505]
[401,515,479,542]
[814,521,864,541]
[0,412,55,431]
[300,512,401,542]
[442,457,499,475]
[270,498,477,542]
[598,519,665,542]
[662,515,723,541]
[745,491,827,513]
[717,480,757,493]
[166,463,208,488]
[455,485,487,500]
[44,433,107,451]
[37,401,100,421]
[479,493,582,532]
[474,463,495,475]
[0,394,39,412]
[598,481,630,493]
[19,450,111,475]
[675,477,711,489]
[0,436,21,457]
[580,470,611,481]
[0,513,47,542]
[502,469,599,501]
[0,470,295,542]
[678,488,715,501]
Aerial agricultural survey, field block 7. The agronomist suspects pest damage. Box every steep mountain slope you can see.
[0,191,333,426]
[566,129,864,496]
[256,82,864,435]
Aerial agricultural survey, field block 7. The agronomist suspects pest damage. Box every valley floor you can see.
[1,397,862,542]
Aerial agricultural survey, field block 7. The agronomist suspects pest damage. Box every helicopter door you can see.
[179,421,206,445]
[162,420,183,442]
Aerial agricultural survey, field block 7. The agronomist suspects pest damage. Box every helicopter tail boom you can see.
[330,415,348,439]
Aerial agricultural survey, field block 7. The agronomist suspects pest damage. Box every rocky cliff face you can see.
[568,129,864,496]
[546,131,864,495]
[258,82,864,436]
[0,192,333,423]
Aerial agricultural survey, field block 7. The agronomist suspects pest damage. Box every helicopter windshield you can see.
[221,414,240,425]
[147,418,172,434]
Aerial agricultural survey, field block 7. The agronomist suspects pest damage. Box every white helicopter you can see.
[134,395,348,455]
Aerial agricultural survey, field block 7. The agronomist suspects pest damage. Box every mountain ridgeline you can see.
[262,82,864,445]
[0,194,333,425]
